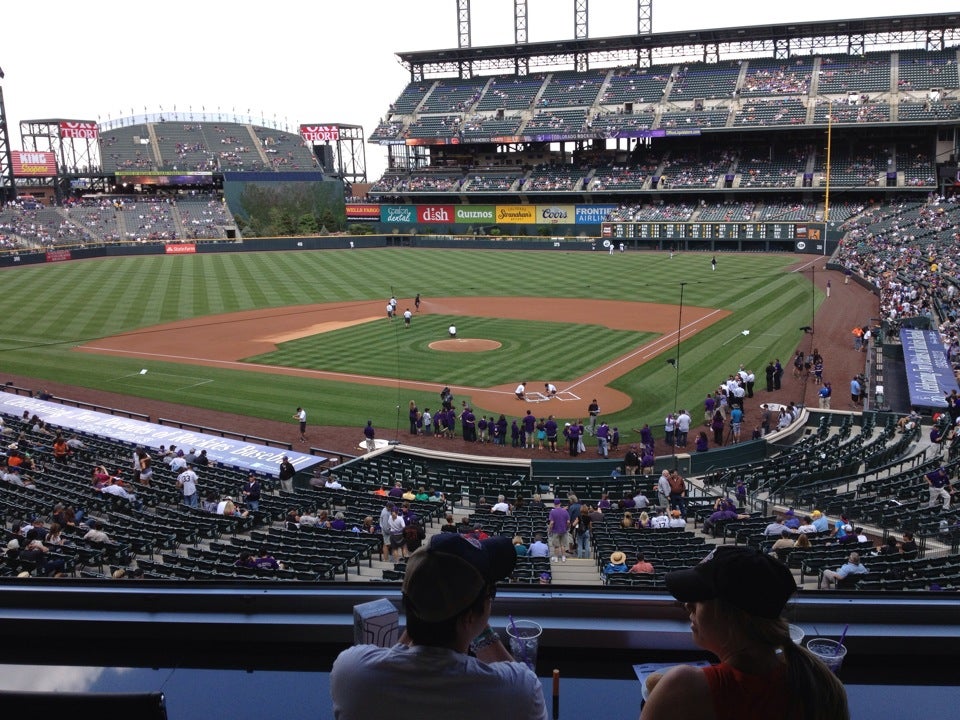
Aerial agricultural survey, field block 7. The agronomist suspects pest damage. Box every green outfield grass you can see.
[0,248,821,436]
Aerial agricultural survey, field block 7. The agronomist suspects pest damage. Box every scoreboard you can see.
[601,222,823,242]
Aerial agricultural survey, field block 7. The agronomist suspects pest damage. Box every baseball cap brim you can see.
[665,546,796,619]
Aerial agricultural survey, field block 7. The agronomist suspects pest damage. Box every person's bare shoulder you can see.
[641,664,712,720]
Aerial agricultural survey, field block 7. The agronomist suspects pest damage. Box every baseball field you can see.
[0,247,821,435]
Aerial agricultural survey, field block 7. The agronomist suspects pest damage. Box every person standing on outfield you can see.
[676,409,692,448]
[293,406,307,442]
[545,415,559,452]
[522,410,537,449]
[414,293,421,312]
[730,405,743,443]
[711,255,717,271]
[586,399,600,435]
[364,420,376,453]
[403,308,412,328]
[850,376,862,407]
[818,382,832,409]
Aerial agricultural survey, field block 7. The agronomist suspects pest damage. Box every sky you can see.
[1,0,956,180]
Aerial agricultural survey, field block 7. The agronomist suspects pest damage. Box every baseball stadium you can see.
[0,2,958,717]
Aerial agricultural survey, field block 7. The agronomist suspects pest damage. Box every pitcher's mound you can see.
[429,338,501,352]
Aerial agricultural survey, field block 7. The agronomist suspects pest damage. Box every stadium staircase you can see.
[145,124,163,166]
[245,125,272,168]
[171,206,187,239]
[115,209,129,240]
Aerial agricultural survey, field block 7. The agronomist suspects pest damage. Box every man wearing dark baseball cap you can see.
[331,533,548,720]
[641,546,848,720]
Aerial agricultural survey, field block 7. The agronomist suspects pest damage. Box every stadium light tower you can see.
[456,0,472,78]
[638,0,652,34]
[0,69,15,203]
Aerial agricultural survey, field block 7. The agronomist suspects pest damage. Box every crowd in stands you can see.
[589,163,657,192]
[741,61,812,95]
[835,195,960,331]
[606,202,696,222]
[0,194,233,247]
[522,164,587,192]
[394,174,463,193]
[697,200,756,222]
[658,151,735,189]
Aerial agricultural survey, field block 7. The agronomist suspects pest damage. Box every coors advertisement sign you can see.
[59,121,99,139]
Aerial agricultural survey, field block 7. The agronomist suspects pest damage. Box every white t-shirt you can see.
[331,643,547,720]
[491,502,510,514]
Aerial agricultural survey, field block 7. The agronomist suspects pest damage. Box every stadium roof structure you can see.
[398,12,960,79]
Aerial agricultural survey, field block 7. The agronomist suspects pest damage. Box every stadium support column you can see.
[637,0,651,35]
[824,112,833,224]
[0,82,15,203]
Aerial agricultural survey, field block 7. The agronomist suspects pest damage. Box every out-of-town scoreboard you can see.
[601,222,822,242]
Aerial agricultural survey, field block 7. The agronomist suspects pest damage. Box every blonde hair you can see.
[719,600,849,720]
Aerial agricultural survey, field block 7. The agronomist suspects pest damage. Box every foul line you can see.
[564,308,725,394]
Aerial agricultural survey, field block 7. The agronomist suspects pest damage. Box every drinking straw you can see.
[553,669,560,720]
[834,624,849,655]
[508,614,530,666]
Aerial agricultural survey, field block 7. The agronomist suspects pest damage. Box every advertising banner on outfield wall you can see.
[380,205,416,223]
[576,205,617,224]
[900,328,958,409]
[454,206,495,224]
[165,244,196,254]
[45,249,72,263]
[537,205,576,225]
[495,205,536,224]
[418,205,455,223]
[346,204,380,220]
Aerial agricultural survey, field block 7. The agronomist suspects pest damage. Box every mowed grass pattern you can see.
[0,249,819,433]
[245,315,658,386]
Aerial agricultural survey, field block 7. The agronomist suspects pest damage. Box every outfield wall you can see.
[0,229,823,269]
